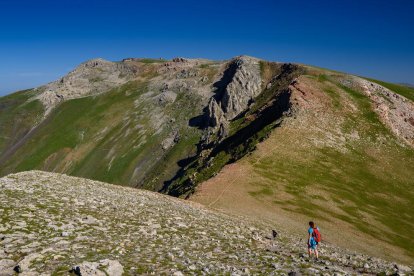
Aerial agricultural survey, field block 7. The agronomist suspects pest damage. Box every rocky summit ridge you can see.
[34,58,136,115]
[0,170,412,275]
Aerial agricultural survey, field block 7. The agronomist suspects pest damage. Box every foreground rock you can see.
[0,171,412,275]
[70,259,123,276]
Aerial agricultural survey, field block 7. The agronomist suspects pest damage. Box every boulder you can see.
[70,259,123,276]
[395,263,412,272]
[156,90,177,105]
[0,259,15,275]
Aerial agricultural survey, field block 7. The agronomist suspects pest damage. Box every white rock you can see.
[0,259,15,275]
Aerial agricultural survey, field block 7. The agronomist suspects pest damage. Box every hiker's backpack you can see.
[312,227,321,242]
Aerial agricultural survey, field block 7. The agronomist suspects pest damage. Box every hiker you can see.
[307,221,321,259]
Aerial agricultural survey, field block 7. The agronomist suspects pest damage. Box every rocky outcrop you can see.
[172,57,189,63]
[70,259,124,276]
[161,131,180,150]
[164,62,301,196]
[201,55,262,148]
[220,56,262,119]
[35,58,136,115]
[206,97,226,128]
[0,171,411,275]
[204,56,262,129]
[156,90,177,105]
[344,77,414,146]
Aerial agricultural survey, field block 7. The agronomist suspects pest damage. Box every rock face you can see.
[206,97,225,128]
[200,55,263,148]
[205,56,262,129]
[221,56,262,119]
[35,58,136,114]
[0,171,411,275]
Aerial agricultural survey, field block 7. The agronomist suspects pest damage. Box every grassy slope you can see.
[0,78,203,190]
[302,64,414,101]
[0,89,44,155]
[191,70,414,263]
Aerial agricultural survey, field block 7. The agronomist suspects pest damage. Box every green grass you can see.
[0,89,44,154]
[14,97,94,171]
[317,74,329,83]
[338,83,390,137]
[139,58,168,64]
[308,65,414,102]
[251,142,414,257]
[248,186,273,197]
[317,74,391,137]
[323,86,341,108]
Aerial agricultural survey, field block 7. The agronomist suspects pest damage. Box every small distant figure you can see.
[272,229,278,239]
[307,221,321,260]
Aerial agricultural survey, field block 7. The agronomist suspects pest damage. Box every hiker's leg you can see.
[315,247,319,259]
[308,247,312,257]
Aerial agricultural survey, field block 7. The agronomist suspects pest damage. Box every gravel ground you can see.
[0,171,412,275]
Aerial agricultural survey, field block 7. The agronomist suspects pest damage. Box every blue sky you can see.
[0,0,413,95]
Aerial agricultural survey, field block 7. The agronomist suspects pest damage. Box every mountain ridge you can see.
[0,55,413,265]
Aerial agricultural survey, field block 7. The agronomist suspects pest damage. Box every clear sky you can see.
[0,0,413,95]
